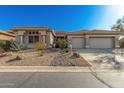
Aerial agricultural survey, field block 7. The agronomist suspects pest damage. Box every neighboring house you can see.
[55,31,67,40]
[12,27,55,48]
[11,26,121,49]
[56,30,121,49]
[0,30,15,41]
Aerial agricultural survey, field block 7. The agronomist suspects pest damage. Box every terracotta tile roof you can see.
[12,26,49,31]
[55,31,67,37]
[11,26,56,36]
[67,30,121,35]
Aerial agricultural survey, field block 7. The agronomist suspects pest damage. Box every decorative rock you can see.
[71,50,80,58]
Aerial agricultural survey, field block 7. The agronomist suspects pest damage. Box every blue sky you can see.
[0,5,124,32]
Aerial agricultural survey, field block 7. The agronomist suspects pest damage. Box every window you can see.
[34,36,39,42]
[28,31,39,35]
[29,36,34,43]
[28,36,39,43]
[29,32,32,34]
[36,32,39,34]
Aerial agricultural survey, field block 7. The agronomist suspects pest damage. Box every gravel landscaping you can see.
[0,49,90,66]
[50,53,91,66]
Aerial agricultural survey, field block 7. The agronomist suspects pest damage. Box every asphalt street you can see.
[0,72,108,88]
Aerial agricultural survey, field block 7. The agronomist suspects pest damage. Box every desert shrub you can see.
[0,40,11,51]
[9,41,24,60]
[34,41,47,50]
[9,41,24,52]
[0,41,5,54]
[0,40,5,49]
[56,39,67,49]
[119,38,124,48]
[3,41,11,51]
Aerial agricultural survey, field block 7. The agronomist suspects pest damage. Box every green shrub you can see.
[56,39,67,49]
[34,41,47,50]
[119,38,124,48]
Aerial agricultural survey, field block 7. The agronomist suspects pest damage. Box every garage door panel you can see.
[72,37,84,48]
[89,37,114,48]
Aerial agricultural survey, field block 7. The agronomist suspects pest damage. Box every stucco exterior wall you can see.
[14,29,55,48]
[46,31,54,45]
[0,31,15,41]
[0,34,15,41]
[49,32,54,44]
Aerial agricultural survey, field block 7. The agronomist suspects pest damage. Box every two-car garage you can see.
[71,37,115,49]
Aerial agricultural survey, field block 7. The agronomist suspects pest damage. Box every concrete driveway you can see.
[78,49,113,62]
[78,49,124,70]
[78,49,115,69]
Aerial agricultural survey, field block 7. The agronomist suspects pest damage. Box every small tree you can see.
[56,39,67,49]
[111,16,124,33]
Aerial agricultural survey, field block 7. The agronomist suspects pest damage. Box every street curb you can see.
[0,66,90,72]
[0,66,120,72]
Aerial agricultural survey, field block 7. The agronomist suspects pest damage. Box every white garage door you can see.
[72,37,84,48]
[89,37,114,48]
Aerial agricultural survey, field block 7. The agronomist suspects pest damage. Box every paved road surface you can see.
[0,72,108,88]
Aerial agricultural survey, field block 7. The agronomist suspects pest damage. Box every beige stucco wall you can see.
[0,34,15,41]
[15,30,55,48]
[49,32,54,44]
[46,31,54,45]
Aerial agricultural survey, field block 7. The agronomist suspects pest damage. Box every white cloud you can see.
[95,6,124,30]
[112,5,124,18]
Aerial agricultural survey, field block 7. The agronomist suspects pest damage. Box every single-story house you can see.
[0,30,15,41]
[12,27,55,48]
[11,27,121,49]
[56,30,121,49]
